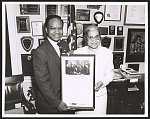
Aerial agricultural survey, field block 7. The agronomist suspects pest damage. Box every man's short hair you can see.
[44,15,63,28]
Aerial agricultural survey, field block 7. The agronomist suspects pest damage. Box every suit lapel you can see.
[45,40,60,68]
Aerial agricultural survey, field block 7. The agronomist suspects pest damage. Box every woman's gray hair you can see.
[83,24,101,46]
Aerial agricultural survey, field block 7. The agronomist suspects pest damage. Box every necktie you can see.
[57,42,62,54]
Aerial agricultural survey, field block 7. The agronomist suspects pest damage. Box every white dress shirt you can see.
[47,37,60,57]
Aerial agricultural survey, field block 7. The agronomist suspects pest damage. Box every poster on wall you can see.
[125,29,145,62]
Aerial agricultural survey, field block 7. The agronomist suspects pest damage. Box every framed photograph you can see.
[20,4,40,15]
[60,5,68,19]
[61,54,95,110]
[114,37,124,51]
[125,29,145,62]
[38,38,46,45]
[76,9,90,21]
[124,5,145,25]
[31,21,43,36]
[109,25,115,35]
[104,5,122,21]
[45,5,58,17]
[16,16,30,33]
[113,52,124,69]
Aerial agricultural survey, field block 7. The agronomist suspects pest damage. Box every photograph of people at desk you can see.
[3,2,148,118]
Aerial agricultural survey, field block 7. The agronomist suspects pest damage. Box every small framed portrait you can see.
[109,25,115,35]
[20,4,40,15]
[76,9,90,21]
[38,38,46,45]
[31,21,43,36]
[16,16,30,33]
[114,37,124,51]
[117,26,123,35]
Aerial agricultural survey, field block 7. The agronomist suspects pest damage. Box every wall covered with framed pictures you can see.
[4,3,147,75]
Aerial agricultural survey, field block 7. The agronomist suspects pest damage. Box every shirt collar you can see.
[47,37,58,46]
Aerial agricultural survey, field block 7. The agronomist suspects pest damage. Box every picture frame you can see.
[87,5,101,10]
[60,5,68,19]
[113,52,124,69]
[125,28,145,62]
[124,5,145,25]
[61,54,95,110]
[21,54,34,76]
[38,38,46,45]
[20,4,40,15]
[104,5,122,21]
[45,5,58,18]
[109,25,115,35]
[114,37,124,51]
[16,16,30,33]
[76,9,90,21]
[31,21,43,36]
[117,26,123,35]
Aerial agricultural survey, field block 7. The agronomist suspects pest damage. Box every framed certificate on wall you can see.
[61,54,95,110]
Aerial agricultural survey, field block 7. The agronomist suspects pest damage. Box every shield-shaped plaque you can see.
[94,12,103,24]
[21,36,33,52]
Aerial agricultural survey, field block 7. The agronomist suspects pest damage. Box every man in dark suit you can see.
[32,15,71,114]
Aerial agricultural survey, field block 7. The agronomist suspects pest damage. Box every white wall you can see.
[6,3,146,76]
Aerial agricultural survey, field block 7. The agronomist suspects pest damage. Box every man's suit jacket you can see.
[32,39,61,114]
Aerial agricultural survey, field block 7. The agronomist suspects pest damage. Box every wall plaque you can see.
[21,36,33,52]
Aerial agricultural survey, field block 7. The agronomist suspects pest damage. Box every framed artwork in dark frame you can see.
[16,16,30,33]
[76,9,90,21]
[114,37,124,51]
[125,28,145,62]
[20,4,40,15]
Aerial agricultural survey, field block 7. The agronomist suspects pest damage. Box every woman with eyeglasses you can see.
[74,24,114,115]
